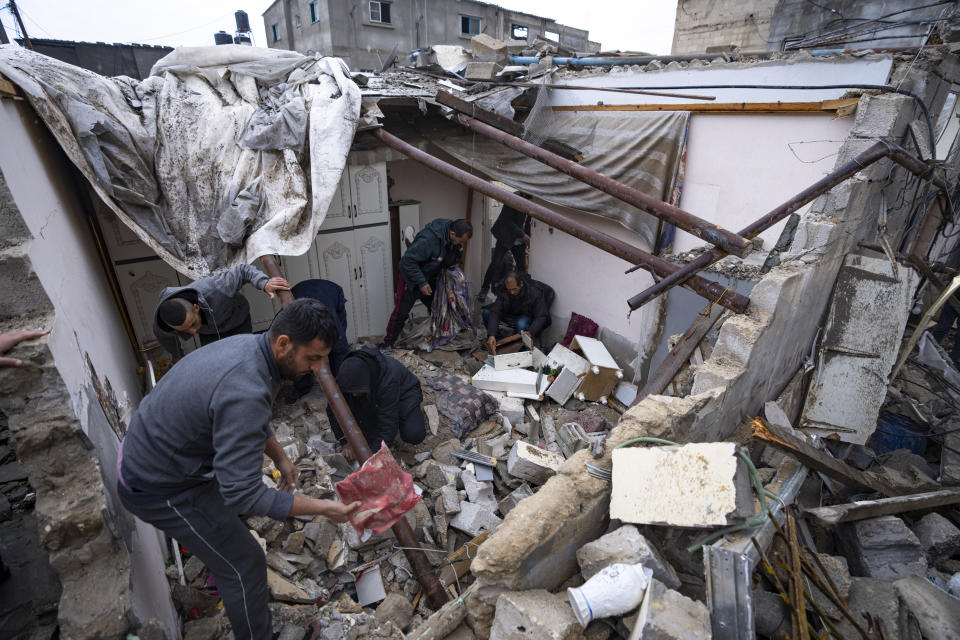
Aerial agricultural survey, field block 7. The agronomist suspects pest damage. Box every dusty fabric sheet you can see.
[431,106,689,246]
[426,267,474,350]
[0,45,361,276]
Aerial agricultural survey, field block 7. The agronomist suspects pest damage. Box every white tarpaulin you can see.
[0,44,361,277]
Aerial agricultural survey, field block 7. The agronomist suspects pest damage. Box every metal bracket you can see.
[704,546,755,640]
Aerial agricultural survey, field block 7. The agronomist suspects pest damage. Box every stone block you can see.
[849,94,911,140]
[0,251,52,321]
[283,531,306,554]
[462,471,498,511]
[422,461,451,489]
[809,554,850,621]
[182,555,205,583]
[626,578,711,640]
[576,525,680,590]
[432,438,461,466]
[490,589,580,640]
[499,483,533,517]
[839,516,927,581]
[374,592,414,631]
[424,404,440,435]
[498,396,526,425]
[610,442,753,527]
[440,484,462,515]
[834,577,902,640]
[471,33,509,64]
[913,512,960,563]
[894,575,960,639]
[507,441,564,485]
[449,501,502,537]
[465,61,503,81]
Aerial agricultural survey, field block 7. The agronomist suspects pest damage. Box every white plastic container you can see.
[567,563,653,627]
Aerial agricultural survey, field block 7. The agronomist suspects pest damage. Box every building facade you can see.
[262,0,594,71]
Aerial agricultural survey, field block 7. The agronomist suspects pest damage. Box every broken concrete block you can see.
[834,577,902,640]
[183,617,220,640]
[424,404,440,436]
[449,501,503,537]
[422,461,451,489]
[440,484,462,515]
[894,575,960,639]
[471,33,509,64]
[282,531,306,555]
[753,589,792,639]
[498,483,533,517]
[576,525,681,590]
[498,395,526,425]
[375,592,415,631]
[266,552,297,578]
[556,422,590,459]
[808,554,851,621]
[182,555,205,583]
[462,471,498,511]
[507,441,564,485]
[490,589,580,640]
[625,579,711,640]
[838,516,927,581]
[267,568,314,604]
[610,443,753,527]
[914,512,960,563]
[432,438,461,466]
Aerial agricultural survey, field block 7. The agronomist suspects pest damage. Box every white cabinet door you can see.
[349,162,389,226]
[355,224,394,339]
[278,240,320,288]
[321,173,353,231]
[315,231,362,344]
[115,259,181,349]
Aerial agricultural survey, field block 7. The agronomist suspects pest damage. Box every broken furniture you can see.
[570,335,623,404]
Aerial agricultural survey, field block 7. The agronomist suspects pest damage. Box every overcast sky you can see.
[2,1,678,54]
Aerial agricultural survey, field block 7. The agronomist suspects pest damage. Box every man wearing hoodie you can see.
[153,264,290,359]
[118,299,360,640]
[382,218,472,348]
[326,346,426,463]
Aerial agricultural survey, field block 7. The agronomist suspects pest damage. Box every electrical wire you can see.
[8,2,54,38]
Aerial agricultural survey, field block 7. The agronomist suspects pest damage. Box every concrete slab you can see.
[507,441,564,485]
[800,254,919,444]
[838,516,927,581]
[577,525,681,589]
[490,589,580,640]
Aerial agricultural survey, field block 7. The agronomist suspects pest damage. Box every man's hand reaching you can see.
[264,277,291,299]
[277,458,300,493]
[487,335,497,355]
[322,499,362,523]
[0,329,50,368]
[419,283,433,297]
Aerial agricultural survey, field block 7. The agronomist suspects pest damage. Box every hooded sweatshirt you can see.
[153,265,270,357]
[120,332,293,520]
[398,218,461,290]
[326,347,421,450]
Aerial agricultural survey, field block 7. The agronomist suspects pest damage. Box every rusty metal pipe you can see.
[452,113,752,258]
[627,140,943,310]
[370,127,751,313]
[259,254,450,609]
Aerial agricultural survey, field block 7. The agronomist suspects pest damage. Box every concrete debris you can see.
[424,404,440,435]
[497,395,526,425]
[506,441,565,485]
[439,484,462,515]
[374,592,414,631]
[625,578,711,640]
[449,501,503,537]
[462,471,499,511]
[894,575,960,639]
[490,589,581,640]
[576,525,681,589]
[610,442,753,527]
[808,554,851,621]
[498,483,533,517]
[470,34,509,64]
[913,512,960,564]
[838,516,927,581]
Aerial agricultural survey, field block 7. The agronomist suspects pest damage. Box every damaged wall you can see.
[0,94,179,637]
[467,50,959,636]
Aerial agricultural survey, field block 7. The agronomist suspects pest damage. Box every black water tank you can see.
[234,34,252,46]
[235,10,251,33]
[214,30,233,45]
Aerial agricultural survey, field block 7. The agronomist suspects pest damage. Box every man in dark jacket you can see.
[291,279,350,373]
[118,299,360,640]
[153,264,289,359]
[479,195,532,298]
[484,271,551,354]
[326,347,426,462]
[382,218,472,347]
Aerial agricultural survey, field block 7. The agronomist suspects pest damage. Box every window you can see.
[294,14,302,28]
[369,1,392,24]
[545,30,559,42]
[309,1,318,23]
[511,24,528,40]
[271,23,280,42]
[461,16,480,35]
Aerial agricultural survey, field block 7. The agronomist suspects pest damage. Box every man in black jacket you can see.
[326,347,426,462]
[479,195,532,299]
[484,271,551,354]
[382,218,472,347]
[153,264,289,359]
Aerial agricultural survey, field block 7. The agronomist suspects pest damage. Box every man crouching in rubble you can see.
[118,299,360,640]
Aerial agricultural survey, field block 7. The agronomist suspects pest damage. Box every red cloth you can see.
[560,312,599,347]
[334,443,421,535]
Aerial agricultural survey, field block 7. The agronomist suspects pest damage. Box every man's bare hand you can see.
[487,336,497,355]
[419,283,433,297]
[342,443,357,464]
[264,277,291,299]
[522,234,530,245]
[0,329,50,368]
[277,459,300,493]
[322,500,362,523]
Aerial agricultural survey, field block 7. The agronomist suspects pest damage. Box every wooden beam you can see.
[0,74,18,98]
[551,98,860,114]
[751,417,905,497]
[803,489,960,527]
[438,531,489,589]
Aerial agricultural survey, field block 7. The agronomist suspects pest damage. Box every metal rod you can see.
[259,254,450,609]
[627,140,946,311]
[8,0,31,49]
[452,112,752,257]
[370,127,751,313]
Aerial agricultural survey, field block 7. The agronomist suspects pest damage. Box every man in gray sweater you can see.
[153,264,290,359]
[119,299,359,640]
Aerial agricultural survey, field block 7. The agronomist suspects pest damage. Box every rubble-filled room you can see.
[2,1,960,639]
